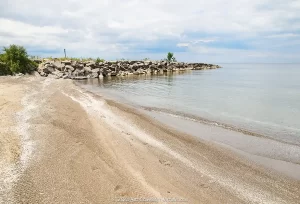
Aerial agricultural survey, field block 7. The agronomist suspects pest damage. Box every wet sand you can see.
[143,110,300,180]
[0,76,300,203]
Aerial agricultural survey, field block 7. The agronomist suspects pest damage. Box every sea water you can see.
[77,64,300,145]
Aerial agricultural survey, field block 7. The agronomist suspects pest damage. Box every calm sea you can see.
[77,64,300,145]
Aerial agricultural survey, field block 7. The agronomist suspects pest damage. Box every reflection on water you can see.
[77,64,300,145]
[79,71,192,87]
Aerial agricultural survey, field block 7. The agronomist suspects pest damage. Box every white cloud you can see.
[177,38,217,47]
[0,0,299,61]
[192,39,216,43]
[177,43,190,47]
[266,33,300,38]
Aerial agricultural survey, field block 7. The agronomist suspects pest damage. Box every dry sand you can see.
[0,76,299,204]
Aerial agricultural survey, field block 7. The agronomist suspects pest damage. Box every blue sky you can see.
[0,0,300,63]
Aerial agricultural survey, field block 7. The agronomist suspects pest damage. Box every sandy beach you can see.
[0,76,300,204]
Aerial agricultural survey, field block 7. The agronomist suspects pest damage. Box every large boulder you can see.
[161,61,167,66]
[91,68,100,73]
[73,69,85,76]
[77,64,84,69]
[62,74,69,79]
[52,70,64,78]
[84,66,92,72]
[62,60,71,65]
[42,64,55,74]
[39,71,47,77]
[65,65,75,71]
[144,61,152,66]
[86,61,96,68]
[53,61,65,71]
[102,68,110,76]
[149,64,157,70]
[71,61,77,67]
[89,72,99,78]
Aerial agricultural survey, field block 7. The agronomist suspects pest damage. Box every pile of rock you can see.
[36,60,221,80]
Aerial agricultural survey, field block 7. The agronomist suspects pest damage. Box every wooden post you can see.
[64,49,67,58]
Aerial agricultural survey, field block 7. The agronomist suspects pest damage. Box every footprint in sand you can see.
[159,159,172,167]
[114,185,129,196]
[121,131,131,135]
[114,185,122,191]
[91,165,99,171]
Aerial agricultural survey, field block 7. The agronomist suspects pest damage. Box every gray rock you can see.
[47,74,58,79]
[53,61,65,71]
[111,71,117,76]
[77,64,84,69]
[90,72,99,78]
[71,61,77,67]
[15,73,24,77]
[91,68,100,73]
[73,76,88,80]
[73,69,85,77]
[39,72,46,77]
[144,61,152,66]
[86,62,95,68]
[65,65,75,71]
[62,75,69,79]
[62,60,71,65]
[84,66,92,72]
[43,66,55,74]
[53,70,64,78]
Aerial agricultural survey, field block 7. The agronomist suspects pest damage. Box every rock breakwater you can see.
[36,59,221,80]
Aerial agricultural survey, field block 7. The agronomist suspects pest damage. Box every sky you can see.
[0,0,300,63]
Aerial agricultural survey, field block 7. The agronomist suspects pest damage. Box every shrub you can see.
[0,45,37,75]
[0,61,11,76]
[96,57,105,63]
[71,57,81,61]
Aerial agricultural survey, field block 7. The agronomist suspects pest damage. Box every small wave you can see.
[142,106,300,147]
[220,111,300,133]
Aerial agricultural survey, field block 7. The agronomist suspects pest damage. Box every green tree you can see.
[167,52,176,62]
[167,52,173,62]
[0,45,37,74]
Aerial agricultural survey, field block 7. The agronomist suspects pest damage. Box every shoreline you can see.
[142,110,300,179]
[76,72,300,147]
[77,79,300,180]
[1,76,300,203]
[141,106,300,147]
[79,84,300,180]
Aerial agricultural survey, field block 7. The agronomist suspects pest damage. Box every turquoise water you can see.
[77,64,300,144]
